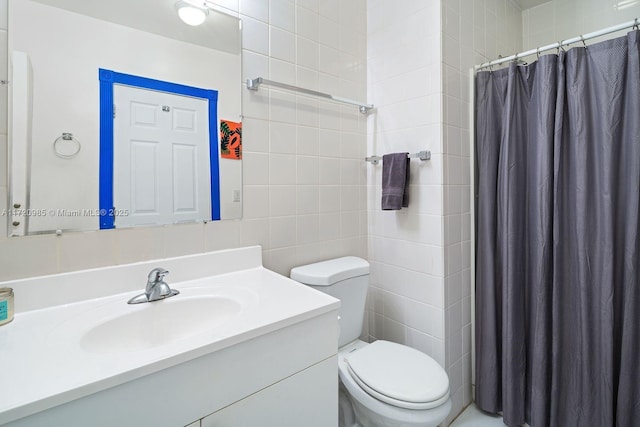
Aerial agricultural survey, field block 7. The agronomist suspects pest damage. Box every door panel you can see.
[172,143,198,214]
[130,102,158,127]
[173,107,197,132]
[114,85,210,228]
[130,140,159,215]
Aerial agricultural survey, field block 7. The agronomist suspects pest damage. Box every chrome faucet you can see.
[127,268,180,304]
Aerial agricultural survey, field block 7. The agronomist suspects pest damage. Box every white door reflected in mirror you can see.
[113,85,211,228]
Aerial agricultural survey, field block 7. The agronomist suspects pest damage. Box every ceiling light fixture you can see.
[175,0,209,26]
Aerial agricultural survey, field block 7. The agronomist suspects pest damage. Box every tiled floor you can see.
[450,403,505,427]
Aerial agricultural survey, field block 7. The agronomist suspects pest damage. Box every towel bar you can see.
[365,150,431,165]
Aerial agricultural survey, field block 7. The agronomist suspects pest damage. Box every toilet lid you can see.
[344,340,450,410]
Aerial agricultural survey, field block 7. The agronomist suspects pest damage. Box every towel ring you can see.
[53,133,81,159]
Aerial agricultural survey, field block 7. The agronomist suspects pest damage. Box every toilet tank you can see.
[290,257,369,347]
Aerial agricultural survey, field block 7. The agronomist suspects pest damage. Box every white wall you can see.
[367,0,522,422]
[366,0,446,386]
[10,0,241,232]
[0,0,7,239]
[0,0,368,280]
[442,0,522,423]
[240,0,368,276]
[523,0,640,51]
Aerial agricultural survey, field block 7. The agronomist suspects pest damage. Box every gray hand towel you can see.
[381,153,410,210]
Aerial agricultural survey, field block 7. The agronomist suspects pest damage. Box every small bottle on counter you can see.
[0,288,14,326]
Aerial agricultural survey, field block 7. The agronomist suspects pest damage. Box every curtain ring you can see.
[536,47,540,59]
[556,41,565,55]
[580,35,588,49]
[634,18,639,31]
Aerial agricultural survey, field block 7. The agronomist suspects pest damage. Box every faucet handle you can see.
[148,267,169,283]
[129,268,177,304]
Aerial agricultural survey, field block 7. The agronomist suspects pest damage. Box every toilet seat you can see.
[344,340,450,410]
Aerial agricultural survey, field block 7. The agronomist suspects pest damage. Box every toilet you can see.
[290,257,451,427]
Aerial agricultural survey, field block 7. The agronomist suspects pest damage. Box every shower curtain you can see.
[475,31,640,427]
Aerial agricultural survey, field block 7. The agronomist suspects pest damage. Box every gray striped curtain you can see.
[475,31,640,427]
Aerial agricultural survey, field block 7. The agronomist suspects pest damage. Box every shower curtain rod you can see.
[475,17,640,70]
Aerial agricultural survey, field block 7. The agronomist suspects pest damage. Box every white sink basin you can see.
[47,284,257,355]
[80,295,242,353]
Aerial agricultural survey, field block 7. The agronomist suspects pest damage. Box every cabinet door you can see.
[202,356,337,427]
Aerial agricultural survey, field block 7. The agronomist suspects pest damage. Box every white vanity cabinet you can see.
[200,356,337,427]
[5,311,339,427]
[0,247,340,427]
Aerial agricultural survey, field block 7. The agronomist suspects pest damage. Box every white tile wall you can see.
[366,0,447,392]
[269,0,294,33]
[240,0,268,23]
[242,16,269,55]
[0,0,6,247]
[522,0,640,52]
[441,0,522,424]
[0,0,368,280]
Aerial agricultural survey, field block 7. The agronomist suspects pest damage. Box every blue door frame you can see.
[98,68,220,229]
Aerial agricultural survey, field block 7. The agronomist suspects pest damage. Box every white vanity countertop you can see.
[0,247,340,425]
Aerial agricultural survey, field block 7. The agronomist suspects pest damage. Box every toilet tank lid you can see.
[290,256,369,286]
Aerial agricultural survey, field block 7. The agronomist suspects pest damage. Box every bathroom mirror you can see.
[7,0,243,236]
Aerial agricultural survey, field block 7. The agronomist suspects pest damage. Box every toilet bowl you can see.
[290,257,451,427]
[338,340,451,427]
